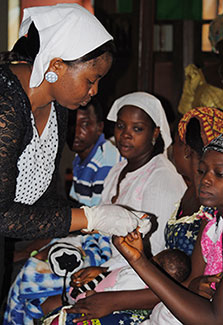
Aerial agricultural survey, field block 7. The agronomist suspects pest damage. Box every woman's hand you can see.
[67,292,115,322]
[81,205,151,236]
[70,266,108,287]
[189,273,222,299]
[112,229,144,264]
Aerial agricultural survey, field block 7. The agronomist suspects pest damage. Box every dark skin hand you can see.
[70,266,108,288]
[68,288,159,323]
[189,273,222,300]
[113,231,223,325]
[68,231,159,323]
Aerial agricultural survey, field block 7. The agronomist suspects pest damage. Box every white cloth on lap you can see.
[141,302,183,325]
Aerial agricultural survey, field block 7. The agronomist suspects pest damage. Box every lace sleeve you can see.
[0,97,71,240]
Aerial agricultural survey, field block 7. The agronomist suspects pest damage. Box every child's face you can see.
[114,105,159,162]
[198,150,223,213]
[72,105,103,159]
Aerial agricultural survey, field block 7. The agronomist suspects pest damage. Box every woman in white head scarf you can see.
[60,92,186,324]
[0,4,150,296]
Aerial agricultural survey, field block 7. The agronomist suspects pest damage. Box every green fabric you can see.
[156,0,202,20]
[117,0,133,13]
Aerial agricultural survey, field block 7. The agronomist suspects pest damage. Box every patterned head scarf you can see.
[178,107,223,146]
[204,133,223,154]
[107,92,172,149]
[19,3,113,88]
[209,14,223,53]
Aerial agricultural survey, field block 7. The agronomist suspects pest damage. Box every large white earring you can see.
[45,71,58,83]
[152,137,156,146]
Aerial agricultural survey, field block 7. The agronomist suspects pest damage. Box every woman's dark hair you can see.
[63,40,116,67]
[0,21,116,65]
[153,133,165,156]
[149,118,165,156]
[0,22,40,64]
[185,118,204,158]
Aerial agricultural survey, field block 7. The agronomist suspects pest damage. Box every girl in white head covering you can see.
[101,91,186,256]
[107,91,172,150]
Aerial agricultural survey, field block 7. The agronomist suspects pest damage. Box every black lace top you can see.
[0,64,71,239]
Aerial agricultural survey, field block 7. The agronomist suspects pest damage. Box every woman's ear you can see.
[184,144,192,159]
[153,127,160,141]
[47,58,68,77]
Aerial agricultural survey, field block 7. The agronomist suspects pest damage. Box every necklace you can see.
[217,63,223,84]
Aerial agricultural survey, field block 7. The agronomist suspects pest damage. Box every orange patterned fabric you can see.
[178,107,223,146]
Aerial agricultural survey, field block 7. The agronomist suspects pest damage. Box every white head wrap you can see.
[107,92,172,149]
[19,3,113,88]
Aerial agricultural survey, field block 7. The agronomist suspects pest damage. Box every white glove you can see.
[81,205,151,237]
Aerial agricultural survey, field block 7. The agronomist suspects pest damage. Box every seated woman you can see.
[58,107,223,324]
[39,91,186,324]
[101,91,186,258]
[113,134,223,324]
[165,106,223,256]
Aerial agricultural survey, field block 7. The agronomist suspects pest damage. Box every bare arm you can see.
[183,219,207,287]
[131,254,223,325]
[70,208,88,232]
[69,288,160,323]
[113,233,223,325]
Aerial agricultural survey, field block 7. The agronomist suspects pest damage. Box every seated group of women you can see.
[4,90,223,325]
[3,4,223,325]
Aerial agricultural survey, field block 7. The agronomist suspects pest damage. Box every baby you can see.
[70,248,191,306]
[45,247,191,325]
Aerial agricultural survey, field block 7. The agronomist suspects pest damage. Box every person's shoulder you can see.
[104,159,126,178]
[98,138,122,163]
[0,65,28,114]
[103,138,118,151]
[150,154,175,170]
[151,154,186,181]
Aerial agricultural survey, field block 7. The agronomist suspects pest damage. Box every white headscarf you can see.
[107,92,172,149]
[19,3,113,88]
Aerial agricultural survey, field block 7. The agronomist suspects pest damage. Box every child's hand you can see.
[112,228,144,264]
[70,266,108,287]
[189,273,222,299]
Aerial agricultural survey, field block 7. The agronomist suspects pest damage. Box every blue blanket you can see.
[4,234,112,325]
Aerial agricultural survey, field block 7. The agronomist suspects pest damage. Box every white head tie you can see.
[107,92,172,149]
[19,3,113,88]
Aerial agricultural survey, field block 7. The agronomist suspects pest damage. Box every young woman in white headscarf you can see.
[0,4,150,295]
[60,92,186,324]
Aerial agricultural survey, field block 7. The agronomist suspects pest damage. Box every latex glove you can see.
[81,205,151,236]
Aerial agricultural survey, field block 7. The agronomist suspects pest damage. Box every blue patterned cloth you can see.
[3,257,64,325]
[82,234,112,266]
[4,235,112,325]
[165,218,201,256]
[164,204,202,256]
[165,204,216,256]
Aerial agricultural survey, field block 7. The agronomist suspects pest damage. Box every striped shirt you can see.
[69,134,123,206]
